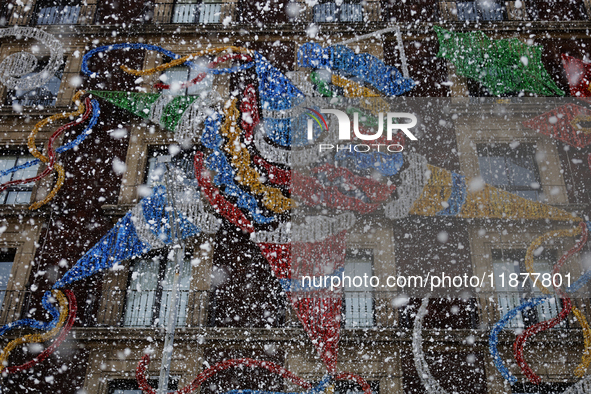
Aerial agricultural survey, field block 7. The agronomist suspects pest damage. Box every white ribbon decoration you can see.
[383,153,428,219]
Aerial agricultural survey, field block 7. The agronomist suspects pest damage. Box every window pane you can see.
[478,156,508,185]
[124,258,160,327]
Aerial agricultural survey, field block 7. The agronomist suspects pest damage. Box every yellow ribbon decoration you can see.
[330,74,390,115]
[325,384,335,394]
[0,290,68,372]
[27,90,87,210]
[120,46,254,76]
[573,306,591,377]
[524,226,582,294]
[220,98,292,213]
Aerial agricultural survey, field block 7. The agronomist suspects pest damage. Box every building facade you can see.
[1,1,591,394]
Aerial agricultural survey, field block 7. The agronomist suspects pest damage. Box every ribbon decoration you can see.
[0,290,76,374]
[562,54,591,97]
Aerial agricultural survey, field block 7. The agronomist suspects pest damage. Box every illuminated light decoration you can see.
[240,84,260,144]
[220,97,292,214]
[3,290,76,375]
[200,112,277,225]
[0,92,95,210]
[89,90,221,144]
[118,45,254,77]
[253,124,335,167]
[0,26,64,91]
[136,355,367,394]
[435,26,564,96]
[560,375,591,394]
[488,296,551,383]
[523,103,591,148]
[412,295,450,394]
[286,71,320,97]
[53,182,218,289]
[310,164,396,203]
[0,291,60,336]
[0,290,68,372]
[194,152,255,234]
[0,98,100,190]
[384,153,429,219]
[572,306,591,377]
[561,54,591,97]
[253,212,356,244]
[292,171,382,214]
[253,155,291,186]
[335,149,404,177]
[297,43,415,96]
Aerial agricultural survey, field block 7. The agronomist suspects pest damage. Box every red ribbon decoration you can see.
[0,97,93,194]
[292,171,381,214]
[240,84,260,144]
[193,152,254,234]
[5,289,77,374]
[513,222,589,384]
[562,54,591,98]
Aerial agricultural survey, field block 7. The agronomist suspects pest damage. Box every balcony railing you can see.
[2,290,589,333]
[36,5,81,25]
[95,289,210,327]
[313,2,363,22]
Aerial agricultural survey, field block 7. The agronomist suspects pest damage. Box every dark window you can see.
[313,0,363,22]
[0,249,16,306]
[477,143,541,201]
[172,0,222,23]
[124,249,193,327]
[492,249,564,329]
[5,57,64,108]
[512,381,573,394]
[334,380,379,394]
[34,0,80,25]
[0,150,39,205]
[108,378,178,394]
[455,0,505,21]
[95,0,153,25]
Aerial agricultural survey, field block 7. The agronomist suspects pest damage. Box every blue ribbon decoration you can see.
[297,43,415,96]
[53,185,202,289]
[0,291,61,336]
[335,150,404,177]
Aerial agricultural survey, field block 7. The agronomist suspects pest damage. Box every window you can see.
[313,1,363,22]
[5,58,64,108]
[172,0,222,24]
[477,143,541,201]
[35,0,80,25]
[0,151,40,205]
[334,380,379,394]
[343,249,373,328]
[160,64,214,96]
[108,378,178,394]
[123,250,192,327]
[144,146,197,187]
[492,249,562,329]
[0,249,15,306]
[455,0,505,21]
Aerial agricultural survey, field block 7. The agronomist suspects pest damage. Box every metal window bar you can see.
[172,2,222,23]
[456,1,505,21]
[36,5,80,25]
[343,291,374,328]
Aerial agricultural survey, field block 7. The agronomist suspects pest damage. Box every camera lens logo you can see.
[305,108,328,139]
